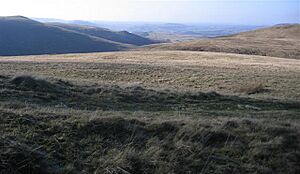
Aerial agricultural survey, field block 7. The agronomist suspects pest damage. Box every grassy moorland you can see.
[0,51,299,174]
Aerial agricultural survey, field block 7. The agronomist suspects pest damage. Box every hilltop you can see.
[141,24,300,59]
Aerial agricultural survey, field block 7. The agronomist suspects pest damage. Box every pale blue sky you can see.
[0,0,299,25]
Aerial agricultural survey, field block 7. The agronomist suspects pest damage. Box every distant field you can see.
[1,51,299,173]
[141,25,300,59]
[139,32,203,42]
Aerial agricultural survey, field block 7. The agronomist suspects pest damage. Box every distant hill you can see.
[50,23,157,46]
[142,24,300,59]
[69,20,98,27]
[0,16,141,56]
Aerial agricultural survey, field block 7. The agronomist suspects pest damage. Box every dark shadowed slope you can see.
[50,23,157,46]
[0,16,131,56]
[142,24,300,59]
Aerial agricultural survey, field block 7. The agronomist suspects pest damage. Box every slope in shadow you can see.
[0,16,130,56]
[50,23,158,46]
[1,75,299,112]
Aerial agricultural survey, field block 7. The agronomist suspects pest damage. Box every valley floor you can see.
[0,51,299,174]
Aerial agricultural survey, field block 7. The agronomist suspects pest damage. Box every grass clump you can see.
[10,75,60,92]
[238,82,266,95]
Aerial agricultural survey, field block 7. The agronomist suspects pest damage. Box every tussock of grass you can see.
[0,137,59,174]
[238,82,266,95]
[10,75,60,92]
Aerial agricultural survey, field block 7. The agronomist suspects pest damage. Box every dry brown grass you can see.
[1,51,299,101]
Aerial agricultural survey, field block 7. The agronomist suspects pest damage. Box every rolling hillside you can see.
[142,24,300,59]
[0,16,133,56]
[1,51,300,173]
[50,23,157,46]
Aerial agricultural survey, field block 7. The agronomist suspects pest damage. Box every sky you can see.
[0,0,299,25]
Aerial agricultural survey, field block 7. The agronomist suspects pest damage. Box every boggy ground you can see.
[0,51,300,174]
